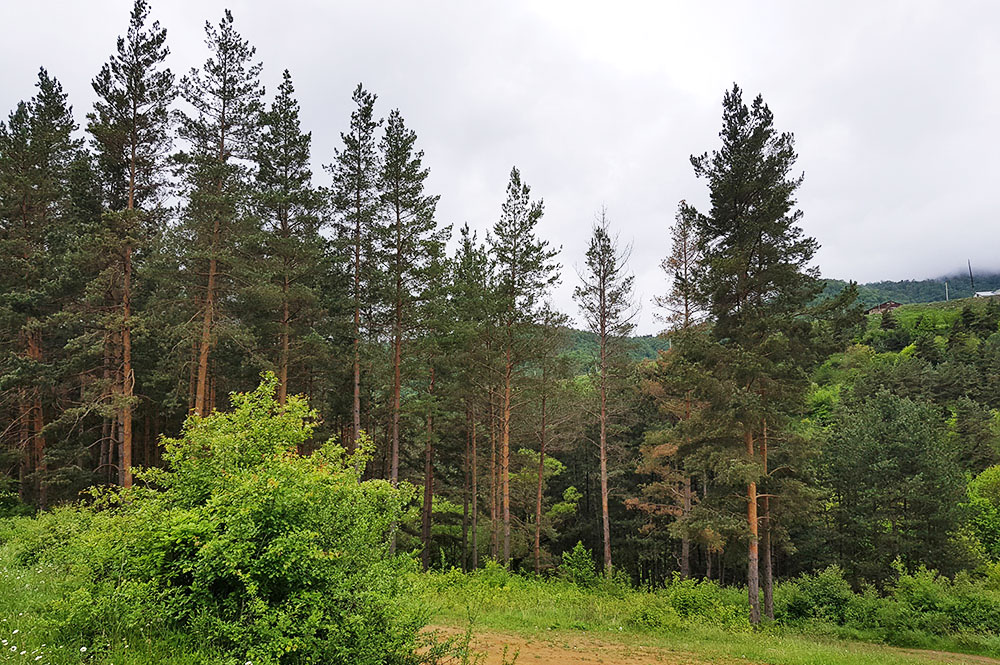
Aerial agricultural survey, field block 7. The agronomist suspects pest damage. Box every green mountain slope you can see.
[823,272,1000,307]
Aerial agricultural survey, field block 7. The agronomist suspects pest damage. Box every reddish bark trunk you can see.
[599,302,612,576]
[120,245,133,487]
[502,337,512,566]
[471,406,479,570]
[746,429,761,625]
[762,420,774,620]
[421,365,436,571]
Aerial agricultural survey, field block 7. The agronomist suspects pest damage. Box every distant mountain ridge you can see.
[822,272,1000,308]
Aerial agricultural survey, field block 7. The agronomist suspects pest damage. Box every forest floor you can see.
[428,622,1000,665]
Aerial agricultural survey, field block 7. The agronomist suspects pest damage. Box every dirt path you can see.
[426,624,1000,665]
[897,649,1000,665]
[427,625,743,665]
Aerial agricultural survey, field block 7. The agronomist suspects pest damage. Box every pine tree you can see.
[634,201,707,579]
[86,0,174,486]
[490,166,559,565]
[0,69,82,506]
[176,10,263,417]
[574,209,636,575]
[252,70,324,405]
[376,108,444,488]
[688,84,820,624]
[327,84,380,450]
[451,224,494,569]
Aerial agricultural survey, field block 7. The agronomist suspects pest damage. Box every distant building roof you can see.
[974,289,1000,297]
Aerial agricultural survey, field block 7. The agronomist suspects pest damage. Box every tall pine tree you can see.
[176,10,263,417]
[689,84,819,624]
[490,166,559,565]
[252,70,324,405]
[574,209,636,576]
[327,84,380,449]
[87,0,174,486]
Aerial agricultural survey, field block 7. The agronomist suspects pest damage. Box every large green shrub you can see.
[9,375,426,665]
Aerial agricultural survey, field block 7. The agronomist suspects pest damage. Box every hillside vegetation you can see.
[823,273,1000,307]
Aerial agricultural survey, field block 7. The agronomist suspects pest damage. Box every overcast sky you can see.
[2,1,998,333]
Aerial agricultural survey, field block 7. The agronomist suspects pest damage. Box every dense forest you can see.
[3,3,999,652]
[823,273,1000,307]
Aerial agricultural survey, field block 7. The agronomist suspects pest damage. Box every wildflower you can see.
[12,629,18,634]
[81,646,87,652]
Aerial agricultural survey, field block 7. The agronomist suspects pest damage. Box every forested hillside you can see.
[2,2,999,663]
[823,273,1000,307]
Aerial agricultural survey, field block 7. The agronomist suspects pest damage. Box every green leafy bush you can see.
[776,566,854,623]
[4,375,428,665]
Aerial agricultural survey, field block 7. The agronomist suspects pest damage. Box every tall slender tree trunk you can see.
[27,329,46,507]
[194,223,219,417]
[681,394,693,578]
[421,365,436,571]
[120,121,138,485]
[599,314,612,576]
[278,270,290,405]
[746,429,761,625]
[463,407,470,572]
[471,406,479,569]
[351,186,362,451]
[489,386,498,559]
[681,475,692,578]
[501,338,513,566]
[18,393,30,502]
[390,296,402,486]
[195,123,227,417]
[120,245,133,487]
[534,388,547,574]
[762,420,774,620]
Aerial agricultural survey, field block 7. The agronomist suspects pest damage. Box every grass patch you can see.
[411,564,1000,665]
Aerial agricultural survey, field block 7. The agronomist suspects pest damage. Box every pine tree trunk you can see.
[27,329,46,507]
[351,204,362,452]
[18,393,30,502]
[599,315,612,576]
[489,386,498,560]
[681,475,692,578]
[501,340,512,566]
[120,245,133,487]
[390,303,402,487]
[421,365,436,572]
[471,406,479,570]
[278,272,290,405]
[121,118,137,485]
[194,242,218,417]
[534,389,547,574]
[746,429,761,626]
[463,407,470,572]
[762,421,774,620]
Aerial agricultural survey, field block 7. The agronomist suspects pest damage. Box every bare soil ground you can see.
[426,624,1000,665]
[428,624,751,665]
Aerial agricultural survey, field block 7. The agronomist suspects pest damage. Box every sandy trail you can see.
[427,624,745,665]
[425,624,1000,665]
